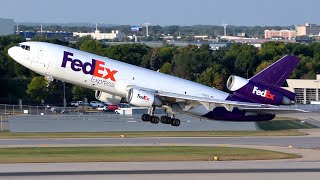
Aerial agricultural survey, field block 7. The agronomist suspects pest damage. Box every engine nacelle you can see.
[95,90,122,105]
[126,88,162,107]
[227,75,249,91]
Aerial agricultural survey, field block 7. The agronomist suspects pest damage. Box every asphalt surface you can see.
[0,136,320,148]
[0,161,319,180]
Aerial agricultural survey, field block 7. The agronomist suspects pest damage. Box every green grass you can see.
[0,146,299,163]
[257,120,317,131]
[0,130,305,139]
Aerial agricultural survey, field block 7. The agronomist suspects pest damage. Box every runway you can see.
[0,130,319,179]
[0,136,319,148]
[0,161,319,180]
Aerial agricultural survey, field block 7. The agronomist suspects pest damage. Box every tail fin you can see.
[250,55,300,86]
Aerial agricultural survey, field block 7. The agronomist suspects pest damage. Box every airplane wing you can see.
[155,91,275,112]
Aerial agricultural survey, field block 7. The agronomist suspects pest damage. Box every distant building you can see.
[0,18,14,35]
[296,23,320,36]
[284,75,320,104]
[74,25,125,40]
[264,30,296,39]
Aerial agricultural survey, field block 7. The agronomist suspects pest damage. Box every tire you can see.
[141,114,150,122]
[152,116,160,124]
[165,117,172,124]
[171,119,181,126]
[160,116,167,123]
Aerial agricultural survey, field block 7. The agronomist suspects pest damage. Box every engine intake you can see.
[227,75,249,91]
[126,89,162,107]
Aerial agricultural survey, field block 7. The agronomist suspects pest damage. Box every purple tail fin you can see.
[250,55,300,86]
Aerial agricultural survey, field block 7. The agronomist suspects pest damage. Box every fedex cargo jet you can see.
[8,42,305,126]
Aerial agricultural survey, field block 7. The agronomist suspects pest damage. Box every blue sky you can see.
[0,0,319,26]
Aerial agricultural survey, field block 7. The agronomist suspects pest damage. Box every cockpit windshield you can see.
[20,44,30,51]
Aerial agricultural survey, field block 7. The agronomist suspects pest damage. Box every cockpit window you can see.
[20,44,30,51]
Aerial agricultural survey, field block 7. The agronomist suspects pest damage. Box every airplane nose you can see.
[8,46,17,59]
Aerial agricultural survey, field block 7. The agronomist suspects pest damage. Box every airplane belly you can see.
[186,105,274,121]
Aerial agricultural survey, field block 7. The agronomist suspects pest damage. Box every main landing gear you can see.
[141,114,181,127]
[141,106,181,127]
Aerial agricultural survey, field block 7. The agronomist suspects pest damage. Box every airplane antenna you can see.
[144,22,150,37]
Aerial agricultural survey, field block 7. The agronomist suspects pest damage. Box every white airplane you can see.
[8,42,304,126]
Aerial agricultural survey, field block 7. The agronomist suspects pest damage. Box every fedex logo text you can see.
[137,94,149,101]
[252,86,275,100]
[61,51,118,81]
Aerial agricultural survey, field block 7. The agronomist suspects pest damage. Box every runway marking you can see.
[0,168,319,176]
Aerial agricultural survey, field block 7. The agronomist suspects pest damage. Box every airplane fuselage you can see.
[8,42,276,121]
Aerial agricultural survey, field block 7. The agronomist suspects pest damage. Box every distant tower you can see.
[95,23,100,33]
[40,24,43,33]
[144,22,150,37]
[16,24,19,34]
[222,23,228,36]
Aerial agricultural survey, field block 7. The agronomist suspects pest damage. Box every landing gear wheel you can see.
[165,117,172,124]
[160,116,167,123]
[171,119,181,126]
[150,116,160,124]
[141,114,150,122]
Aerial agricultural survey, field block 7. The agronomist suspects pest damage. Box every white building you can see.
[284,75,320,104]
[73,25,125,40]
[0,18,14,35]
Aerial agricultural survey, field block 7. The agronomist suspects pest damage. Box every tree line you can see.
[1,34,320,105]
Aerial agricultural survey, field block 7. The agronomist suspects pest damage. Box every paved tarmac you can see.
[1,130,320,179]
[0,161,319,180]
[0,136,319,148]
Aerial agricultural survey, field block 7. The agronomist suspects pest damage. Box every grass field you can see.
[0,146,299,163]
[0,129,305,139]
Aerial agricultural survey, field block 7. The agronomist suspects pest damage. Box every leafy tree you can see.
[159,62,172,74]
[105,44,150,66]
[71,86,95,101]
[26,76,49,101]
[79,39,108,56]
[197,64,228,90]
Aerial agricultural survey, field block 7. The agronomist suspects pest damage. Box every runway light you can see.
[213,156,219,161]
[120,135,125,138]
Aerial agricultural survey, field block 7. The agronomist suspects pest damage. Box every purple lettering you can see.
[61,51,73,67]
[83,59,96,75]
[71,59,82,71]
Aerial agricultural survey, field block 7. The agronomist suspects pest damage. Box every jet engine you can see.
[126,88,162,107]
[226,75,249,91]
[95,90,123,104]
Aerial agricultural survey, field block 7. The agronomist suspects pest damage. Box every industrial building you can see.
[264,30,296,39]
[296,23,320,36]
[73,25,125,40]
[0,18,14,35]
[285,75,320,104]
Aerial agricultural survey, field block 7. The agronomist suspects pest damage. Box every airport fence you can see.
[0,104,103,116]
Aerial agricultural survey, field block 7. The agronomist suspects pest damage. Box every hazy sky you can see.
[0,0,319,26]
